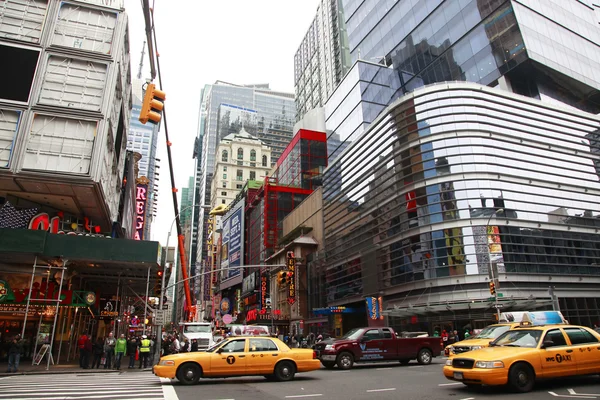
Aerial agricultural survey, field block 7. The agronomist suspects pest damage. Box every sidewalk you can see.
[0,361,154,376]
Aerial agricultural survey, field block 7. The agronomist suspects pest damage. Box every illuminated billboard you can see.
[220,200,244,289]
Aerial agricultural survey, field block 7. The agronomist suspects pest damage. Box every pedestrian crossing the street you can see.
[0,372,175,400]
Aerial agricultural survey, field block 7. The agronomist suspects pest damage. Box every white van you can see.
[180,322,214,351]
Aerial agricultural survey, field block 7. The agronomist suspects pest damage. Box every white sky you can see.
[122,0,321,244]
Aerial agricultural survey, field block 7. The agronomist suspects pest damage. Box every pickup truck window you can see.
[341,328,363,340]
[382,329,392,339]
[364,329,382,340]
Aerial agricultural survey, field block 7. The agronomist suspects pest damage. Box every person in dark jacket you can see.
[127,336,138,368]
[91,338,104,369]
[191,339,198,352]
[83,335,93,369]
[7,334,23,373]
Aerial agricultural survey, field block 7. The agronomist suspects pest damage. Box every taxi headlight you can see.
[159,360,175,366]
[470,346,483,351]
[475,361,504,369]
[445,359,453,366]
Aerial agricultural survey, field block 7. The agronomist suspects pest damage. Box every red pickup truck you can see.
[315,327,443,369]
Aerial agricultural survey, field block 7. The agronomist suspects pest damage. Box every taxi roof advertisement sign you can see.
[499,311,566,325]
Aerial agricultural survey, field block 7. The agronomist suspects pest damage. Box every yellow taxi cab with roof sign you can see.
[444,311,567,357]
[443,315,600,392]
[153,336,320,385]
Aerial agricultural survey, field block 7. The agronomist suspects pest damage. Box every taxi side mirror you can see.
[216,348,224,354]
[541,340,554,349]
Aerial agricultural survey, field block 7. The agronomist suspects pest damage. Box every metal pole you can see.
[22,256,38,338]
[143,266,151,335]
[56,306,68,364]
[115,276,121,336]
[486,210,503,321]
[31,312,43,365]
[47,263,66,370]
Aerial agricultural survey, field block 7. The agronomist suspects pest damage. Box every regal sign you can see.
[134,183,148,240]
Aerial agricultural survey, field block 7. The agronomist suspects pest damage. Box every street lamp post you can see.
[486,208,504,321]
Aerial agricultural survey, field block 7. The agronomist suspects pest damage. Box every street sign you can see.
[498,293,504,297]
[153,310,165,325]
[162,304,169,310]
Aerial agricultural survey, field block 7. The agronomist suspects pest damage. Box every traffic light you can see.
[489,281,496,295]
[278,271,288,286]
[157,269,163,278]
[285,271,292,285]
[139,83,166,124]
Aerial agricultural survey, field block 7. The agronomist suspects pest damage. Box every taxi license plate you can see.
[453,372,463,380]
[321,355,336,361]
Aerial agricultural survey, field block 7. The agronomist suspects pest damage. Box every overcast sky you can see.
[123,0,321,244]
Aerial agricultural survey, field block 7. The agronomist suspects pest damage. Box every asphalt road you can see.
[167,359,600,400]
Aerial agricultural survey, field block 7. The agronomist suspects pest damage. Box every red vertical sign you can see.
[287,251,296,305]
[134,184,148,240]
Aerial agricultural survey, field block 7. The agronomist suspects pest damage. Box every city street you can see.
[165,359,600,400]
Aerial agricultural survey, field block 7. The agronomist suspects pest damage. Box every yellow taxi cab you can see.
[444,323,517,357]
[443,321,600,392]
[153,336,321,385]
[444,311,568,357]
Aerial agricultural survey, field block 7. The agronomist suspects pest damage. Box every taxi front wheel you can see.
[177,363,201,385]
[508,363,535,393]
[275,361,296,382]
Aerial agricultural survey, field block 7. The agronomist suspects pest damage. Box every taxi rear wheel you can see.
[508,363,535,393]
[274,361,296,382]
[176,363,201,385]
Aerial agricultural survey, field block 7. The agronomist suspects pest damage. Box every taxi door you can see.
[563,327,600,375]
[247,338,281,374]
[209,338,248,376]
[539,329,577,378]
[358,329,386,361]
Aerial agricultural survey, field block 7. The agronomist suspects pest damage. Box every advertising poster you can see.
[220,201,244,289]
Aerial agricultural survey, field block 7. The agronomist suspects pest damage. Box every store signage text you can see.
[260,274,268,310]
[246,308,286,323]
[28,213,106,237]
[134,184,148,240]
[287,251,295,305]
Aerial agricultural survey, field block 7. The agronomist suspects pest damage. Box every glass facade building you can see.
[323,82,600,328]
[294,0,352,121]
[191,82,296,304]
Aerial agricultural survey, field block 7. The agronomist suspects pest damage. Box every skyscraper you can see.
[190,81,295,301]
[294,0,352,121]
[319,0,600,328]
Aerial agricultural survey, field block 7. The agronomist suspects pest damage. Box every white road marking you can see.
[548,391,595,399]
[366,388,396,393]
[159,377,180,400]
[285,395,323,399]
[460,398,475,400]
[376,367,393,370]
[569,389,600,396]
[438,382,463,386]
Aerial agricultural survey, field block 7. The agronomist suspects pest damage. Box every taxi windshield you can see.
[183,325,211,333]
[493,329,542,348]
[340,328,363,340]
[476,325,511,339]
[206,340,228,353]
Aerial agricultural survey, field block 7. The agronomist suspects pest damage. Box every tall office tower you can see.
[294,0,352,121]
[0,0,133,236]
[190,82,295,305]
[320,0,600,328]
[127,79,160,239]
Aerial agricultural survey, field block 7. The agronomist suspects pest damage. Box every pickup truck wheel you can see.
[176,363,201,385]
[274,361,296,382]
[417,348,433,365]
[508,363,535,393]
[399,359,410,365]
[322,361,335,369]
[336,352,354,370]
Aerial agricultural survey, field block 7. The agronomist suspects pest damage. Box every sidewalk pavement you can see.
[0,361,154,376]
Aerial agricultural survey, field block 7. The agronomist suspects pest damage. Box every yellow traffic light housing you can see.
[489,281,496,295]
[278,271,287,286]
[139,83,166,124]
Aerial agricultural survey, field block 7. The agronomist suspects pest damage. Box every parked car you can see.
[315,327,444,369]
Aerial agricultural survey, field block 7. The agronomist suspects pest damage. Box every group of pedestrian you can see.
[161,333,200,356]
[78,332,156,370]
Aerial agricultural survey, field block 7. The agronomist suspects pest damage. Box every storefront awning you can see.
[0,228,161,296]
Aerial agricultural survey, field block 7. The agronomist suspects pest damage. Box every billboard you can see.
[220,201,244,289]
[134,182,148,240]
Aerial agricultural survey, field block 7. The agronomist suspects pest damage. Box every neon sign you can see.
[260,274,268,310]
[287,251,295,305]
[134,183,148,240]
[28,213,103,236]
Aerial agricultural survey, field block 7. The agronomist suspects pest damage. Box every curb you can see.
[0,368,154,377]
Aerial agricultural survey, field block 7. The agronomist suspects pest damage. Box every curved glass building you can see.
[323,82,600,329]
